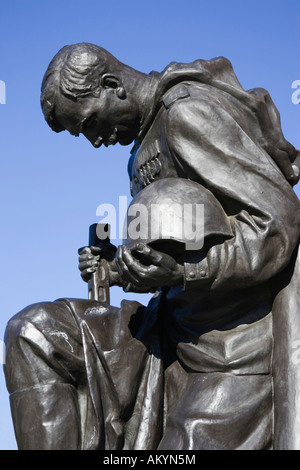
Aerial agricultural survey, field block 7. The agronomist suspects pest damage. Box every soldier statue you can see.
[4,43,300,450]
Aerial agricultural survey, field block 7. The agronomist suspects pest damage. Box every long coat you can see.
[66,59,300,449]
[5,57,300,450]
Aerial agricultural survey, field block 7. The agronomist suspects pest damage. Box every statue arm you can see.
[165,96,300,291]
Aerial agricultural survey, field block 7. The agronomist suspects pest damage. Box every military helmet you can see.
[123,178,232,255]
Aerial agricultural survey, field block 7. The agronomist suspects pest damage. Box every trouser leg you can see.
[9,383,81,449]
[4,301,86,450]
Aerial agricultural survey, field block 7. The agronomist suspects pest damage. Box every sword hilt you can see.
[88,223,112,303]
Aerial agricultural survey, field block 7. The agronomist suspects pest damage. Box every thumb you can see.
[90,246,103,255]
[132,244,164,266]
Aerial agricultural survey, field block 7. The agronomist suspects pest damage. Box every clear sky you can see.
[0,0,299,450]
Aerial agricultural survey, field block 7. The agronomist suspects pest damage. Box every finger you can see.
[90,246,103,255]
[122,245,149,274]
[80,266,96,282]
[78,259,98,271]
[132,244,164,266]
[78,256,100,272]
[78,246,91,255]
[78,250,99,261]
[115,246,141,285]
[124,282,132,292]
[120,246,153,286]
[115,246,135,280]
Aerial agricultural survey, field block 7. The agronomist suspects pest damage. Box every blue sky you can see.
[0,0,299,450]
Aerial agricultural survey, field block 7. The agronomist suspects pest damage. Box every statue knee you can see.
[5,302,59,352]
[4,301,79,392]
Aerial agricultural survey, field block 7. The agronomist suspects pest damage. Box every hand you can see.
[115,243,184,290]
[78,245,120,285]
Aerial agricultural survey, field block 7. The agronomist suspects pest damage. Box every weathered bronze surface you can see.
[4,43,300,450]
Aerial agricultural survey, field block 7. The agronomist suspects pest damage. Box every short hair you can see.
[40,43,117,132]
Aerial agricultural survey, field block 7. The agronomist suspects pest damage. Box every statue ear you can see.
[101,74,126,99]
[101,74,119,89]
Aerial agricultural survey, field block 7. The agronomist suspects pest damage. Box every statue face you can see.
[54,89,140,148]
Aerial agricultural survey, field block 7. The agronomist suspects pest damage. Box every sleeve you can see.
[165,93,300,291]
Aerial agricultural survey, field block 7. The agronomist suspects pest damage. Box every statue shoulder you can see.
[162,82,206,133]
[162,83,191,109]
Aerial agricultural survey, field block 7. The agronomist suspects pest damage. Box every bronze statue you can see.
[4,43,300,450]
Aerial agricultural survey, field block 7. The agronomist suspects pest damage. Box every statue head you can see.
[40,43,144,147]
